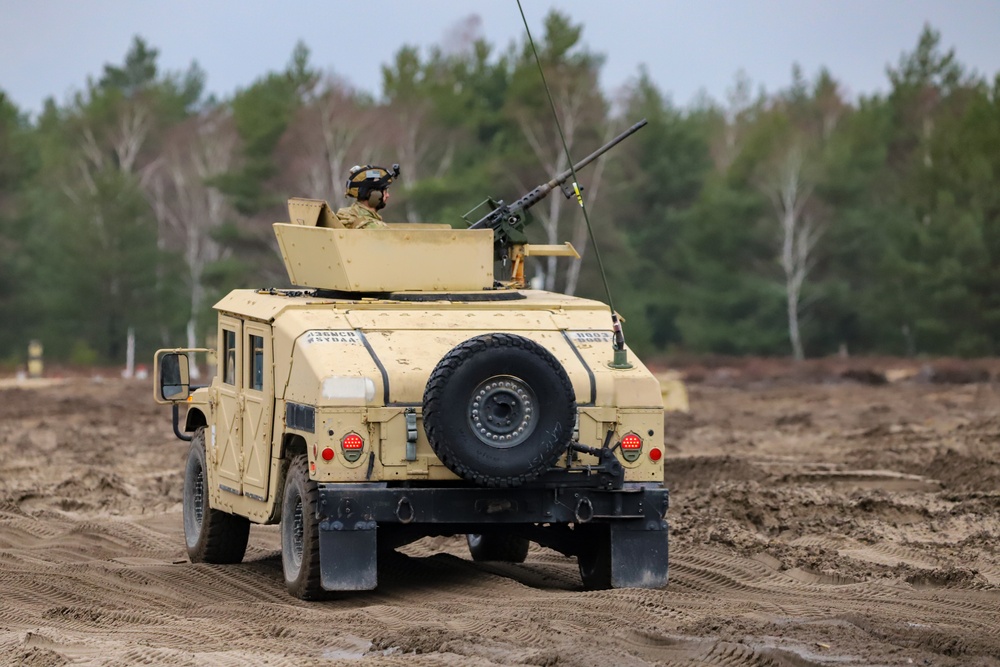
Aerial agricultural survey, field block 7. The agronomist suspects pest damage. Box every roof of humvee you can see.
[214,288,611,323]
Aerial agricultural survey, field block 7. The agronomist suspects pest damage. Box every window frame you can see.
[222,328,237,386]
[247,333,265,392]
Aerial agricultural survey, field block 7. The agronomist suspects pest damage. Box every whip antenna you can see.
[516,0,633,368]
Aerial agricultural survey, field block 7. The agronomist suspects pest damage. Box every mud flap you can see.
[318,519,377,591]
[610,523,669,588]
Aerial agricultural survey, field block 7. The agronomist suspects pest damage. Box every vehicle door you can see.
[241,324,273,501]
[214,317,244,492]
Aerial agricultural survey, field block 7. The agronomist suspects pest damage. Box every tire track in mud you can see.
[2,517,999,666]
[791,534,1000,586]
[668,547,1000,643]
[3,378,1000,666]
[0,516,178,561]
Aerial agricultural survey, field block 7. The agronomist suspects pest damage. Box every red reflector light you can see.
[321,447,335,461]
[621,433,643,450]
[649,448,662,462]
[342,433,364,450]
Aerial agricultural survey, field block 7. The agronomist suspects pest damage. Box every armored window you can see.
[223,329,237,385]
[248,334,264,391]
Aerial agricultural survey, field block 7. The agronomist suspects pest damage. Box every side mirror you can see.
[155,351,191,402]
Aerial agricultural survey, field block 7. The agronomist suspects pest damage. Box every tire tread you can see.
[423,334,575,488]
[467,533,530,563]
[282,455,326,600]
[185,429,250,565]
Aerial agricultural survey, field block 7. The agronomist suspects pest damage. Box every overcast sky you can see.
[1,0,998,116]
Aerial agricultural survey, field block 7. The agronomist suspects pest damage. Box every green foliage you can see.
[216,41,317,215]
[6,35,201,364]
[3,20,999,364]
[100,36,159,95]
[667,181,785,354]
[864,26,999,356]
[0,91,37,356]
[69,340,99,367]
[597,70,713,354]
[27,170,169,361]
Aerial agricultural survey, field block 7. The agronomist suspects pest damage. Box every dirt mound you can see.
[660,355,1000,389]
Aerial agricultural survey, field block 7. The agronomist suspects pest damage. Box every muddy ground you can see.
[1,372,999,666]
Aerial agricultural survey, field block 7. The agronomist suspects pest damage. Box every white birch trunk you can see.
[145,112,234,372]
[768,145,822,361]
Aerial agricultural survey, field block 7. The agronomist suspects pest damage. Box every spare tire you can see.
[423,333,576,487]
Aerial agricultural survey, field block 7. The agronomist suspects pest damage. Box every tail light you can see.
[341,432,364,462]
[620,432,643,462]
[649,447,663,462]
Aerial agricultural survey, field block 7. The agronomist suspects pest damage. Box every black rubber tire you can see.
[423,333,576,488]
[183,428,250,564]
[577,525,612,590]
[281,455,325,600]
[466,533,530,563]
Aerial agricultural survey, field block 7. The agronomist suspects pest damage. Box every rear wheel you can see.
[577,525,612,590]
[183,428,250,564]
[281,455,325,599]
[466,533,529,563]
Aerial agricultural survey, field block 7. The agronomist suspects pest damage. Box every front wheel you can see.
[183,428,250,564]
[281,455,325,599]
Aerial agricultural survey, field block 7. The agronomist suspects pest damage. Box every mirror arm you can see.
[172,404,192,442]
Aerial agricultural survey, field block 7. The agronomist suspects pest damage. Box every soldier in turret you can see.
[337,164,399,229]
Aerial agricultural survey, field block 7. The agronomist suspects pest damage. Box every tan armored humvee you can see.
[154,128,668,599]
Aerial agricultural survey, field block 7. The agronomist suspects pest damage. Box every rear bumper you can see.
[315,483,669,591]
[318,482,668,526]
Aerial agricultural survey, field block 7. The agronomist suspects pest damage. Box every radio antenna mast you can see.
[515,0,633,368]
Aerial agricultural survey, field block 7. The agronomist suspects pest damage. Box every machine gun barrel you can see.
[468,119,647,230]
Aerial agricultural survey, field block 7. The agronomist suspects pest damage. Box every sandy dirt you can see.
[1,373,999,666]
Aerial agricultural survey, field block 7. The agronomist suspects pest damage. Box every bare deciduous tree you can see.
[759,144,824,361]
[278,77,372,204]
[146,109,236,375]
[379,100,454,223]
[60,98,158,336]
[516,68,605,293]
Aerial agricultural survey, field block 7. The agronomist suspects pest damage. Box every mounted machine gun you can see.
[465,119,647,287]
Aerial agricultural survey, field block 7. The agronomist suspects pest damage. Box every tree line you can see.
[0,12,997,366]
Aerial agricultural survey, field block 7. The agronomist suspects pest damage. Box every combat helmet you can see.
[346,164,400,210]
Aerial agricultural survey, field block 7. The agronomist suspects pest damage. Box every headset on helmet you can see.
[345,163,400,210]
